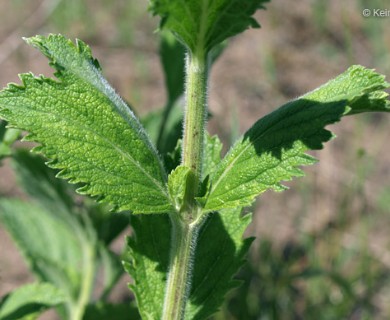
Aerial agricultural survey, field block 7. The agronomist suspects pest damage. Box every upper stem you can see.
[182,51,208,196]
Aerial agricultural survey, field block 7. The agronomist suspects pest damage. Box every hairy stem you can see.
[163,51,209,319]
[163,214,203,320]
[182,52,208,194]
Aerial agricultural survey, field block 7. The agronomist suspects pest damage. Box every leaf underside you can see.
[203,65,390,212]
[149,0,269,53]
[0,34,172,214]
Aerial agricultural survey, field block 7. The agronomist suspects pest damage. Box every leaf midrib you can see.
[18,101,170,203]
[205,94,352,206]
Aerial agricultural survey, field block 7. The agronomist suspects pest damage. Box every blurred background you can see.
[0,0,389,319]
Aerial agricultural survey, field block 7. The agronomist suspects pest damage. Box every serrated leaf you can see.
[0,282,66,320]
[203,65,390,212]
[149,0,269,53]
[185,208,253,320]
[0,34,172,214]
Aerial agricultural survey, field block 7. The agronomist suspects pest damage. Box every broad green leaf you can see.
[0,200,93,312]
[149,0,269,53]
[203,65,390,212]
[0,282,66,320]
[124,214,171,320]
[0,200,86,291]
[185,208,253,320]
[0,34,172,214]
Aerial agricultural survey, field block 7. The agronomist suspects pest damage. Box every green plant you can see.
[1,1,389,319]
[0,146,135,319]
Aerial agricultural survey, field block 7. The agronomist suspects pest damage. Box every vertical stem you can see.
[162,214,203,320]
[182,51,208,193]
[162,51,208,319]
